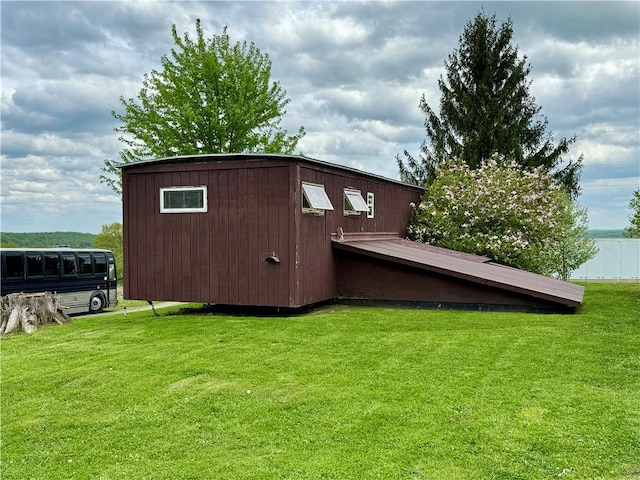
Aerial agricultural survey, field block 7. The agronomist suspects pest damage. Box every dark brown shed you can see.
[120,153,422,308]
[120,153,584,312]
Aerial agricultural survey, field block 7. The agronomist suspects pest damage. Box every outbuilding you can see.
[120,153,583,312]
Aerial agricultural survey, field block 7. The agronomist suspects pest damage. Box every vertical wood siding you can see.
[294,165,422,306]
[122,156,422,308]
[124,164,292,306]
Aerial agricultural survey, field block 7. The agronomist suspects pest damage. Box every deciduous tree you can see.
[623,189,640,238]
[102,19,305,193]
[93,222,123,280]
[398,12,582,197]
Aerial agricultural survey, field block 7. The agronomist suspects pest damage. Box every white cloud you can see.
[576,138,639,166]
[270,6,369,49]
[0,1,638,232]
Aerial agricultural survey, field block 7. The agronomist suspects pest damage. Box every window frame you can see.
[62,253,78,276]
[44,253,61,278]
[343,188,369,216]
[5,252,24,279]
[25,252,44,278]
[366,192,375,219]
[160,186,208,214]
[302,182,334,215]
[92,252,107,276]
[78,253,93,275]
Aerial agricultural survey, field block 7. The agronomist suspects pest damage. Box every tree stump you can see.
[0,292,71,335]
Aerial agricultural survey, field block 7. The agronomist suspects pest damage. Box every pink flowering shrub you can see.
[408,156,596,277]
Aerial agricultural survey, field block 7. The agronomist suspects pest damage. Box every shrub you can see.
[408,156,596,277]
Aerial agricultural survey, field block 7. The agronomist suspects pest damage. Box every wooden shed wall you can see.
[335,252,561,310]
[294,165,422,306]
[122,155,423,308]
[123,162,294,307]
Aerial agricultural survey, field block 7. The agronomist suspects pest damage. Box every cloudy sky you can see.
[1,1,638,233]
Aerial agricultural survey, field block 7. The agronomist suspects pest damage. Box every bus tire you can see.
[89,294,106,313]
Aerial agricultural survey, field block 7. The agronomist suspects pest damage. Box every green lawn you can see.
[1,284,638,479]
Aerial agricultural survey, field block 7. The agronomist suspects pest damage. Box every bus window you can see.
[26,253,44,277]
[63,254,78,275]
[45,253,61,277]
[5,253,24,278]
[108,262,117,281]
[78,253,92,275]
[93,253,107,275]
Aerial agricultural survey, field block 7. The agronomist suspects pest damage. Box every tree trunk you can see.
[0,292,71,335]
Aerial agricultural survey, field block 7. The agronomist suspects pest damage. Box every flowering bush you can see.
[407,156,596,277]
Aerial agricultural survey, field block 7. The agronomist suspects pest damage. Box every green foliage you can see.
[398,11,582,197]
[623,189,640,238]
[102,19,305,193]
[407,157,597,277]
[1,284,639,479]
[93,222,123,280]
[553,196,599,280]
[0,232,94,248]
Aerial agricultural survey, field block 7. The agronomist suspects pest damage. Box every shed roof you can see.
[332,234,584,309]
[118,153,424,191]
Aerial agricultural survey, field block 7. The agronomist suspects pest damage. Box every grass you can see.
[105,291,150,311]
[1,283,638,479]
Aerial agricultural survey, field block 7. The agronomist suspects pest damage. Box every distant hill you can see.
[0,232,94,248]
[0,229,626,246]
[588,229,625,239]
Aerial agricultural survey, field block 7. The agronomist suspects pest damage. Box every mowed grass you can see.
[1,284,638,480]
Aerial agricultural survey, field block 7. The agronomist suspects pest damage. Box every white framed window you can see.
[302,182,334,215]
[366,192,375,219]
[343,188,369,216]
[160,186,208,213]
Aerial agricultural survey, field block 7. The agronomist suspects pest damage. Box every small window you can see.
[5,253,24,278]
[63,254,78,276]
[45,253,61,277]
[302,182,334,215]
[160,186,207,213]
[367,192,375,219]
[343,188,369,216]
[78,253,92,275]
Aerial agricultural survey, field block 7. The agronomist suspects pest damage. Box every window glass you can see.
[343,188,369,215]
[78,253,92,275]
[26,253,43,277]
[302,183,334,213]
[160,186,207,213]
[108,262,117,281]
[5,253,24,278]
[93,253,107,274]
[45,253,61,277]
[63,254,78,275]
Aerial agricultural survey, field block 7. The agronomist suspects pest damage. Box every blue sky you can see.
[1,1,638,233]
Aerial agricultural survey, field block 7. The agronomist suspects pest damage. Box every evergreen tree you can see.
[102,19,305,193]
[398,12,582,197]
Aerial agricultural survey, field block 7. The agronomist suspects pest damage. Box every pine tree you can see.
[398,12,582,197]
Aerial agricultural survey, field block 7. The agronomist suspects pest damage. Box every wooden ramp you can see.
[332,233,584,312]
